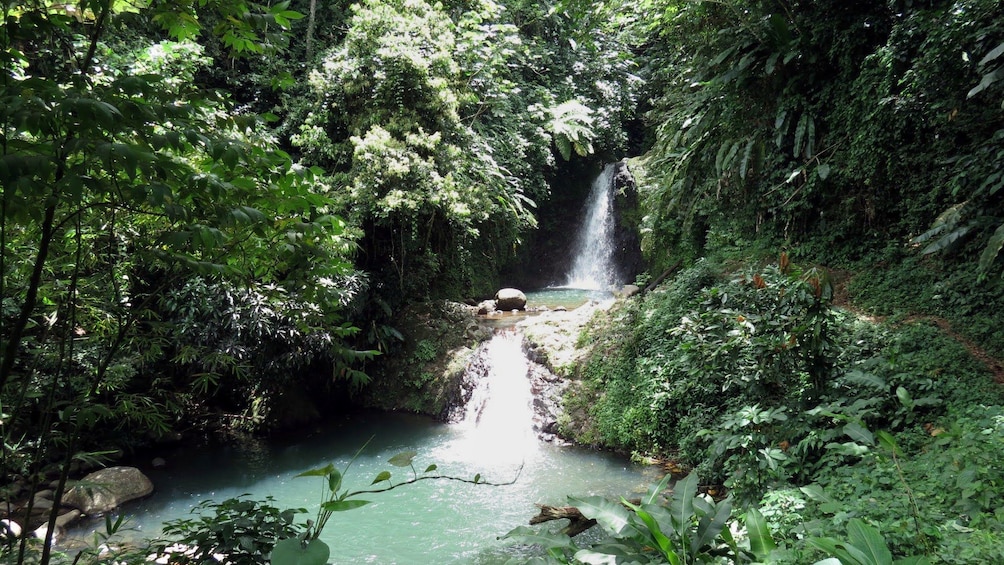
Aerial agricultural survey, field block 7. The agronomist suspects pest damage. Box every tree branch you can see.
[347,463,524,498]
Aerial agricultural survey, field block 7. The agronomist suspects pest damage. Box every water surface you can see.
[81,412,653,564]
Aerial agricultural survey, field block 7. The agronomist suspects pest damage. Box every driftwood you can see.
[530,504,597,536]
[530,498,644,537]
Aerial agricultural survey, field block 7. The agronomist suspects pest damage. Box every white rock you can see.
[1,519,22,539]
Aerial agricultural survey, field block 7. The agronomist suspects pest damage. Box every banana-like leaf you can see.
[978,223,1004,273]
[847,519,893,565]
[569,495,631,536]
[691,496,731,553]
[644,472,674,505]
[670,472,698,529]
[746,507,777,559]
[843,421,874,446]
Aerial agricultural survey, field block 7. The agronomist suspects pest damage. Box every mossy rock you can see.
[361,301,491,419]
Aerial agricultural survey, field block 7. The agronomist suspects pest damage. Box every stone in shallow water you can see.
[62,466,153,515]
[494,288,526,310]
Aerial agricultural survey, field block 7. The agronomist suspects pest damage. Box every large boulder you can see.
[62,466,153,515]
[494,288,527,311]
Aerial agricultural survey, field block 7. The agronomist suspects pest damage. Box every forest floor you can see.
[831,269,1004,384]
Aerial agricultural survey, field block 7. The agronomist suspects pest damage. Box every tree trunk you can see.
[306,0,317,59]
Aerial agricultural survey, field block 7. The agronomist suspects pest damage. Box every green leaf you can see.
[746,507,777,559]
[740,138,756,179]
[320,499,370,512]
[817,163,831,180]
[423,464,438,473]
[328,468,342,493]
[846,519,893,565]
[799,484,833,503]
[387,451,417,467]
[843,422,874,446]
[574,549,632,564]
[692,496,731,553]
[921,225,971,255]
[644,473,674,505]
[979,42,1004,66]
[555,136,572,161]
[295,463,334,478]
[569,495,631,536]
[670,472,698,528]
[842,370,886,390]
[968,67,1003,98]
[270,538,330,565]
[502,526,575,551]
[624,500,676,558]
[895,386,914,409]
[978,223,1004,273]
[371,471,392,485]
[808,537,872,565]
[876,430,900,455]
[793,113,808,157]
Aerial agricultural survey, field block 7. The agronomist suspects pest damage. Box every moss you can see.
[360,301,490,418]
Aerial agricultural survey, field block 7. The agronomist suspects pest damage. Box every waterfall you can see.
[564,164,620,290]
[452,330,537,463]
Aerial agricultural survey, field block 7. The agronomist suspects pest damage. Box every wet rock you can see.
[620,284,640,298]
[33,489,54,501]
[525,337,569,440]
[31,513,81,544]
[30,498,54,511]
[54,509,81,530]
[361,301,491,419]
[32,523,59,543]
[476,299,496,315]
[152,457,167,468]
[63,466,153,515]
[1,519,21,540]
[495,288,527,311]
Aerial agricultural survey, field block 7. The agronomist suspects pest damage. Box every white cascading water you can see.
[451,330,538,464]
[564,164,619,290]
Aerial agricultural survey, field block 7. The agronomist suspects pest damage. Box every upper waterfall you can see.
[564,164,621,290]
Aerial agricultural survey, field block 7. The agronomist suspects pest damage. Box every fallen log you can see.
[643,260,683,293]
[529,504,597,537]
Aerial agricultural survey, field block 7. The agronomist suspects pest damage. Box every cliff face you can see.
[609,160,645,286]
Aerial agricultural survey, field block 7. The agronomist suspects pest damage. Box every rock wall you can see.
[360,301,492,419]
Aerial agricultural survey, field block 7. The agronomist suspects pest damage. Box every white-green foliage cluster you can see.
[290,0,639,296]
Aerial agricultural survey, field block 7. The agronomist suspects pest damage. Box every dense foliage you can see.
[288,0,639,298]
[627,0,1002,275]
[0,3,367,560]
[3,0,1004,563]
[561,257,1004,562]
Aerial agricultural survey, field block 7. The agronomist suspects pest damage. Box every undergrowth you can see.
[561,257,1004,562]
